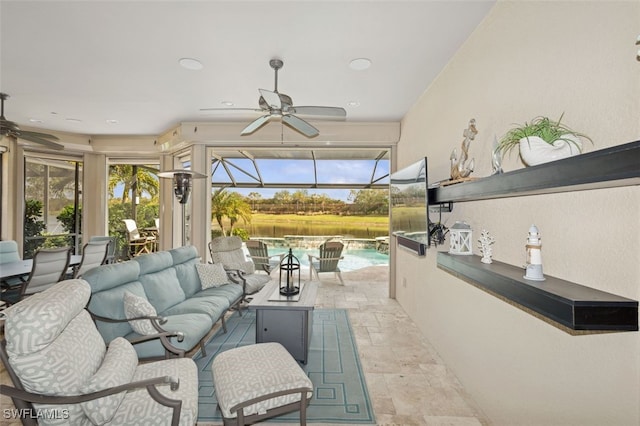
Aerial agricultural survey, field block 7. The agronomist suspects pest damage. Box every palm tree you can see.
[212,189,252,236]
[108,164,158,203]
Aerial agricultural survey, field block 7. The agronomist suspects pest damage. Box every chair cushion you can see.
[224,260,256,275]
[244,273,271,294]
[5,279,91,355]
[123,291,158,335]
[80,337,137,424]
[195,263,229,289]
[110,357,199,425]
[212,342,313,419]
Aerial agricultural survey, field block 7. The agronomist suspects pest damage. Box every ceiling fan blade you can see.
[0,117,20,131]
[199,107,262,112]
[240,115,271,136]
[290,106,347,118]
[259,89,282,110]
[282,114,319,138]
[14,132,64,149]
[20,129,60,140]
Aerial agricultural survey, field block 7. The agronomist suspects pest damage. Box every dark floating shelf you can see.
[429,140,640,204]
[437,252,638,333]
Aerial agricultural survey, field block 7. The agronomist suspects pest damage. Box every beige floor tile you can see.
[1,265,489,426]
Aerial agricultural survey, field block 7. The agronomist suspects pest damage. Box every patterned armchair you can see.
[0,279,198,426]
[208,236,270,301]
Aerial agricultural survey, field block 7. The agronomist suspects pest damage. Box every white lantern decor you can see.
[449,221,473,255]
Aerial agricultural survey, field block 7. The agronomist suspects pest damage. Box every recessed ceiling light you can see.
[347,101,360,107]
[221,101,234,107]
[106,119,118,125]
[349,58,371,71]
[65,118,82,123]
[29,118,43,123]
[179,57,203,70]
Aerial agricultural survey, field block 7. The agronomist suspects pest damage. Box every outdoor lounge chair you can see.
[308,241,345,285]
[123,219,156,257]
[209,236,270,301]
[246,240,285,274]
[0,279,198,426]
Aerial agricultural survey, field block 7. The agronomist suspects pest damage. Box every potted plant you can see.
[496,114,592,166]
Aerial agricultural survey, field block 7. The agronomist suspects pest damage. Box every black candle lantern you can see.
[279,248,300,296]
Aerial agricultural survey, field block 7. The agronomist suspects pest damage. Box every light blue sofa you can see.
[82,245,243,359]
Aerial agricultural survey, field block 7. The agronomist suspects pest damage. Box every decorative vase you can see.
[518,134,583,166]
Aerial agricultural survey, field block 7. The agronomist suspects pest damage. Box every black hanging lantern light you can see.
[279,248,301,296]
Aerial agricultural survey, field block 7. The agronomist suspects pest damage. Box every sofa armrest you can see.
[89,311,186,357]
[225,269,248,295]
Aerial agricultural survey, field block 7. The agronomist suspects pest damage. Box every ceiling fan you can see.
[201,59,346,138]
[0,93,64,150]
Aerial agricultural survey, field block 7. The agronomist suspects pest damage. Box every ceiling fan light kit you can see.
[201,59,346,138]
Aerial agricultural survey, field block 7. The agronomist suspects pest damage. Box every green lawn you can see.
[217,213,389,239]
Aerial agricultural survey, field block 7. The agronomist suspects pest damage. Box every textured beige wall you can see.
[396,1,640,425]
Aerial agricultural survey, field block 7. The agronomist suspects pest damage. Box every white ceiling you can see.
[0,0,495,137]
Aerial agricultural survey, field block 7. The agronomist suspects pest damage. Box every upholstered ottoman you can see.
[212,342,313,426]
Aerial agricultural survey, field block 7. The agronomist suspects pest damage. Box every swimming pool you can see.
[271,248,388,272]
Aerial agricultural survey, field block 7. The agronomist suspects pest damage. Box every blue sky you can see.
[114,159,389,202]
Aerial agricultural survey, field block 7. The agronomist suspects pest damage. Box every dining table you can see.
[0,254,83,281]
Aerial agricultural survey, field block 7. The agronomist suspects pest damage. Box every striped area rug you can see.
[194,308,376,424]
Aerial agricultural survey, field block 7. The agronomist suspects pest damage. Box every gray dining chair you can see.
[88,235,117,263]
[74,240,110,278]
[0,240,23,288]
[1,247,72,305]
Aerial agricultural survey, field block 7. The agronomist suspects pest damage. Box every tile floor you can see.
[0,265,489,426]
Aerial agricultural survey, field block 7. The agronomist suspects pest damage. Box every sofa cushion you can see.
[168,245,199,265]
[193,283,244,305]
[82,260,140,293]
[160,295,229,320]
[123,291,158,335]
[80,337,137,424]
[174,258,201,298]
[125,313,213,359]
[196,263,229,289]
[135,250,174,274]
[89,281,146,344]
[138,267,186,313]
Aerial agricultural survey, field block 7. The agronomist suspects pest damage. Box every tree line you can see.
[212,188,388,237]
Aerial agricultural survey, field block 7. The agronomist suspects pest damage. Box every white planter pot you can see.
[519,134,583,166]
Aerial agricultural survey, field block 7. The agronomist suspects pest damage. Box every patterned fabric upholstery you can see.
[80,337,137,424]
[209,236,256,274]
[243,273,271,294]
[112,357,198,425]
[3,279,199,425]
[212,342,313,419]
[123,290,158,335]
[195,263,229,289]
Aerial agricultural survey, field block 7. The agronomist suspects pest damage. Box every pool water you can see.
[272,248,389,272]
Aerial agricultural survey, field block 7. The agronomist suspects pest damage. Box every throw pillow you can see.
[123,291,157,335]
[80,337,137,424]
[195,263,229,289]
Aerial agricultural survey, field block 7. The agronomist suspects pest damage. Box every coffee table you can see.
[248,280,318,364]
